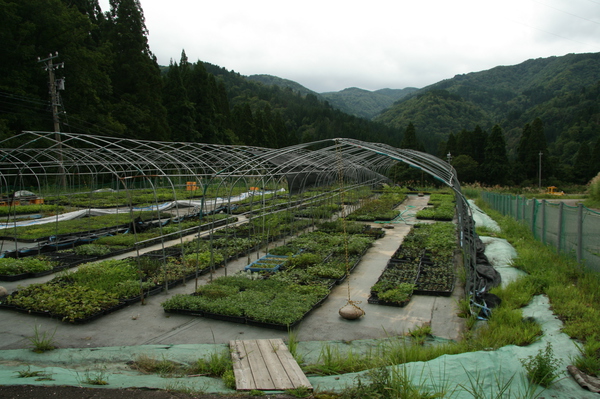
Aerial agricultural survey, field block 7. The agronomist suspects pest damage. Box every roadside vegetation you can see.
[586,172,600,209]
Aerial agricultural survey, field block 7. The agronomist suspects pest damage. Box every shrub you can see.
[520,342,562,387]
[588,172,600,203]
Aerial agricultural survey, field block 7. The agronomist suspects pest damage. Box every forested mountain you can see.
[320,87,418,119]
[0,0,401,149]
[1,0,599,186]
[246,76,417,120]
[246,75,320,98]
[376,53,600,184]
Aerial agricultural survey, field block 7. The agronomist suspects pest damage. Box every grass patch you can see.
[130,349,233,382]
[27,325,57,353]
[14,366,52,379]
[76,367,110,385]
[475,198,600,343]
[340,366,449,399]
[572,336,600,377]
[131,354,182,377]
[189,349,232,377]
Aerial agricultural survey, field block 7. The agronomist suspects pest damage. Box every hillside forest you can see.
[1,0,599,187]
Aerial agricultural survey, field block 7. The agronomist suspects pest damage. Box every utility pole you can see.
[38,52,64,135]
[38,52,66,189]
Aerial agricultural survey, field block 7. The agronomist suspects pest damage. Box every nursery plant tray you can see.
[413,285,454,297]
[0,272,30,282]
[367,293,411,307]
[163,308,204,317]
[246,318,302,331]
[245,254,289,272]
[203,311,246,324]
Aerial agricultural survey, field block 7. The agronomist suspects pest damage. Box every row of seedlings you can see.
[415,192,456,221]
[345,188,407,222]
[0,209,320,323]
[0,211,235,281]
[369,222,457,307]
[161,219,382,330]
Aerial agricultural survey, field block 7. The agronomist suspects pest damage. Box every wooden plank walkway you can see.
[230,338,312,391]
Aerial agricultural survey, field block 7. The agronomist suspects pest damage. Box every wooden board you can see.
[230,338,312,391]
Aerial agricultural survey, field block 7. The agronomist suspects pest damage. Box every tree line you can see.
[0,0,399,148]
[398,118,600,187]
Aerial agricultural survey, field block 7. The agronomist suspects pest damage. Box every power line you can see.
[0,91,48,106]
[515,19,596,47]
[532,0,600,26]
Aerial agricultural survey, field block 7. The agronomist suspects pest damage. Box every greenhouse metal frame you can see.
[0,131,480,302]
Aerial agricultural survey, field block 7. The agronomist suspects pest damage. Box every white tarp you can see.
[0,189,285,230]
[468,199,501,232]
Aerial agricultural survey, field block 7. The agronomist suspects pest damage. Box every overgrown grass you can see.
[475,198,600,343]
[340,366,451,399]
[130,349,233,382]
[573,336,600,377]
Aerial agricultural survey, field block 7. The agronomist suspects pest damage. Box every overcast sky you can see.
[98,0,600,93]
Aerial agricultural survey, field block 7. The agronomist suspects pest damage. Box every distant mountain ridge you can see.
[244,53,600,173]
[320,87,418,119]
[247,74,319,98]
[375,52,600,160]
[246,74,418,119]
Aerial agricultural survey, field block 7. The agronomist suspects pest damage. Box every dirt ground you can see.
[0,385,303,399]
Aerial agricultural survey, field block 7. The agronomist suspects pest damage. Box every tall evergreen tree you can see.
[483,125,510,185]
[400,122,423,150]
[529,118,549,179]
[106,0,169,140]
[591,138,600,179]
[452,154,479,183]
[471,126,487,166]
[443,133,457,159]
[455,129,471,157]
[515,119,549,182]
[573,143,592,184]
[163,57,197,142]
[232,103,255,145]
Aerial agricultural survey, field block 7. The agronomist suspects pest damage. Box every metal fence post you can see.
[577,203,583,264]
[531,199,537,237]
[557,202,564,253]
[541,200,546,244]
